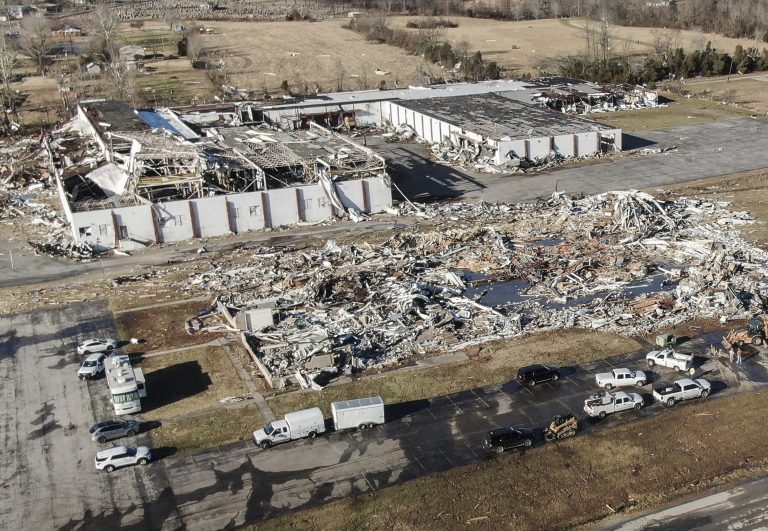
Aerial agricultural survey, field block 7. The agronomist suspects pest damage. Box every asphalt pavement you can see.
[605,476,768,530]
[0,302,180,531]
[3,305,768,529]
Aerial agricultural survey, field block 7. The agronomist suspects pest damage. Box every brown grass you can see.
[684,75,768,115]
[596,92,753,132]
[114,299,216,353]
[252,387,768,531]
[389,17,762,73]
[268,329,640,419]
[152,403,264,452]
[137,345,247,421]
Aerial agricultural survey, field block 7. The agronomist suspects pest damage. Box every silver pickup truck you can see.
[653,378,711,406]
[583,391,644,418]
[595,368,647,389]
[645,348,694,371]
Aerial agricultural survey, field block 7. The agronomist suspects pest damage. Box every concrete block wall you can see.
[527,137,551,159]
[553,135,576,157]
[155,201,194,243]
[228,191,266,232]
[70,177,391,251]
[576,132,600,156]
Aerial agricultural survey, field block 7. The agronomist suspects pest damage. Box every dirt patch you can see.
[254,387,768,531]
[136,345,247,421]
[152,403,264,453]
[114,298,216,353]
[268,329,640,419]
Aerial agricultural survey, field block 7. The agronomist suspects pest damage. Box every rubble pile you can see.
[183,190,768,380]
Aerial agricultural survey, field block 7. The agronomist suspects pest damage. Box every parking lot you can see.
[0,302,178,530]
[3,305,768,530]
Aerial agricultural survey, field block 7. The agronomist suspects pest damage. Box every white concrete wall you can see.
[526,137,550,159]
[496,139,526,163]
[297,185,334,222]
[601,128,623,151]
[70,178,391,249]
[264,188,300,227]
[228,191,266,232]
[576,132,600,156]
[364,176,393,212]
[190,196,230,237]
[155,201,194,243]
[553,135,576,157]
[113,205,155,250]
[72,210,115,250]
[336,180,365,211]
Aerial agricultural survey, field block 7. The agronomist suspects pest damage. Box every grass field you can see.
[389,17,761,73]
[253,386,768,531]
[596,92,753,131]
[269,329,640,419]
[152,403,265,452]
[136,345,247,421]
[683,74,768,115]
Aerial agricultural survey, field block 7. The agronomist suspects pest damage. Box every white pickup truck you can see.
[645,348,694,371]
[653,378,711,406]
[583,391,644,418]
[595,368,647,389]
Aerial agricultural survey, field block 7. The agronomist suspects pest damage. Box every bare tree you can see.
[19,16,51,74]
[0,37,19,134]
[89,4,119,62]
[186,32,205,62]
[333,59,345,92]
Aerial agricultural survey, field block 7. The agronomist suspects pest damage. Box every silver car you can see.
[95,446,151,472]
[89,419,141,443]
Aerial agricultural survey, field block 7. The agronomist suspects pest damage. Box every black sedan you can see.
[90,419,141,443]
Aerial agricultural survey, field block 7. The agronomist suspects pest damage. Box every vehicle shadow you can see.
[140,420,162,434]
[708,380,728,396]
[385,399,431,422]
[151,446,178,461]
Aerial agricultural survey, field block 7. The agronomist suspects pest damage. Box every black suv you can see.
[483,427,535,454]
[517,364,561,387]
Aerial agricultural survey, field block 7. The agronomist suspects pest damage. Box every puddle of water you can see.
[463,273,675,310]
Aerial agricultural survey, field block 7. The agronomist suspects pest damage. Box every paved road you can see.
[381,117,768,202]
[4,306,768,530]
[605,476,768,530]
[159,332,768,530]
[0,303,179,531]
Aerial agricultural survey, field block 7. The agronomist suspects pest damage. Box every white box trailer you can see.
[331,396,385,431]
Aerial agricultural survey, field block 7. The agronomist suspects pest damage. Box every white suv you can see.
[77,338,119,355]
[78,353,106,380]
[94,446,151,472]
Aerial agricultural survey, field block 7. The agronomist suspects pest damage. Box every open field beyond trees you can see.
[254,386,768,531]
[684,74,768,115]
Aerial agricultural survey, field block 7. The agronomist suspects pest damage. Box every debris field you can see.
[183,190,768,385]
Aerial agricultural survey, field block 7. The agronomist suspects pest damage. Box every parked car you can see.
[583,391,643,418]
[94,445,151,472]
[77,338,119,355]
[483,427,535,454]
[516,364,560,387]
[595,368,647,389]
[78,353,106,380]
[253,407,326,449]
[653,378,711,406]
[645,348,694,372]
[90,419,141,443]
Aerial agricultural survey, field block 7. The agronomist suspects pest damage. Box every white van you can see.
[253,407,326,449]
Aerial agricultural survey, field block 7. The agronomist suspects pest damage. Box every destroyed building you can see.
[383,94,622,168]
[49,100,390,251]
[183,191,768,388]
